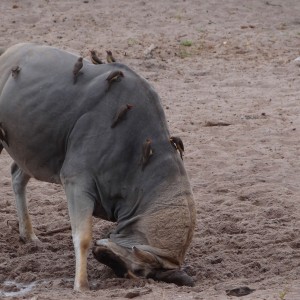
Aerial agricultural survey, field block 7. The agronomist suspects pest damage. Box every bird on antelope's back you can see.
[73,57,83,84]
[90,50,104,64]
[106,50,116,63]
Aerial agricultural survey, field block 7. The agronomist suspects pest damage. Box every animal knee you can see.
[80,236,91,251]
[73,232,92,252]
[11,162,19,176]
[11,162,29,194]
[12,177,24,195]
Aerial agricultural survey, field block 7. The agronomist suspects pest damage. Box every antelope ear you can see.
[132,246,160,266]
[153,269,195,287]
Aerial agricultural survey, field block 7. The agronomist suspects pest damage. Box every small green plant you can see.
[127,38,138,47]
[279,290,287,300]
[180,40,192,47]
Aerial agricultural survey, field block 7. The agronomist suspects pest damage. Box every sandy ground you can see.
[0,0,300,299]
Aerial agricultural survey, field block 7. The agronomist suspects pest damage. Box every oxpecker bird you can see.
[73,57,83,84]
[11,66,21,78]
[170,136,184,160]
[141,138,153,170]
[106,70,124,91]
[106,50,116,63]
[111,104,133,128]
[106,70,124,83]
[90,50,104,64]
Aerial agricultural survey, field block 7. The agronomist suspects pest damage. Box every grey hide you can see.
[0,43,196,290]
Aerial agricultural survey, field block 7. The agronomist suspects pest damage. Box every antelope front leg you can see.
[63,178,94,291]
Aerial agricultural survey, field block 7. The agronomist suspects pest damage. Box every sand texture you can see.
[0,0,300,299]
